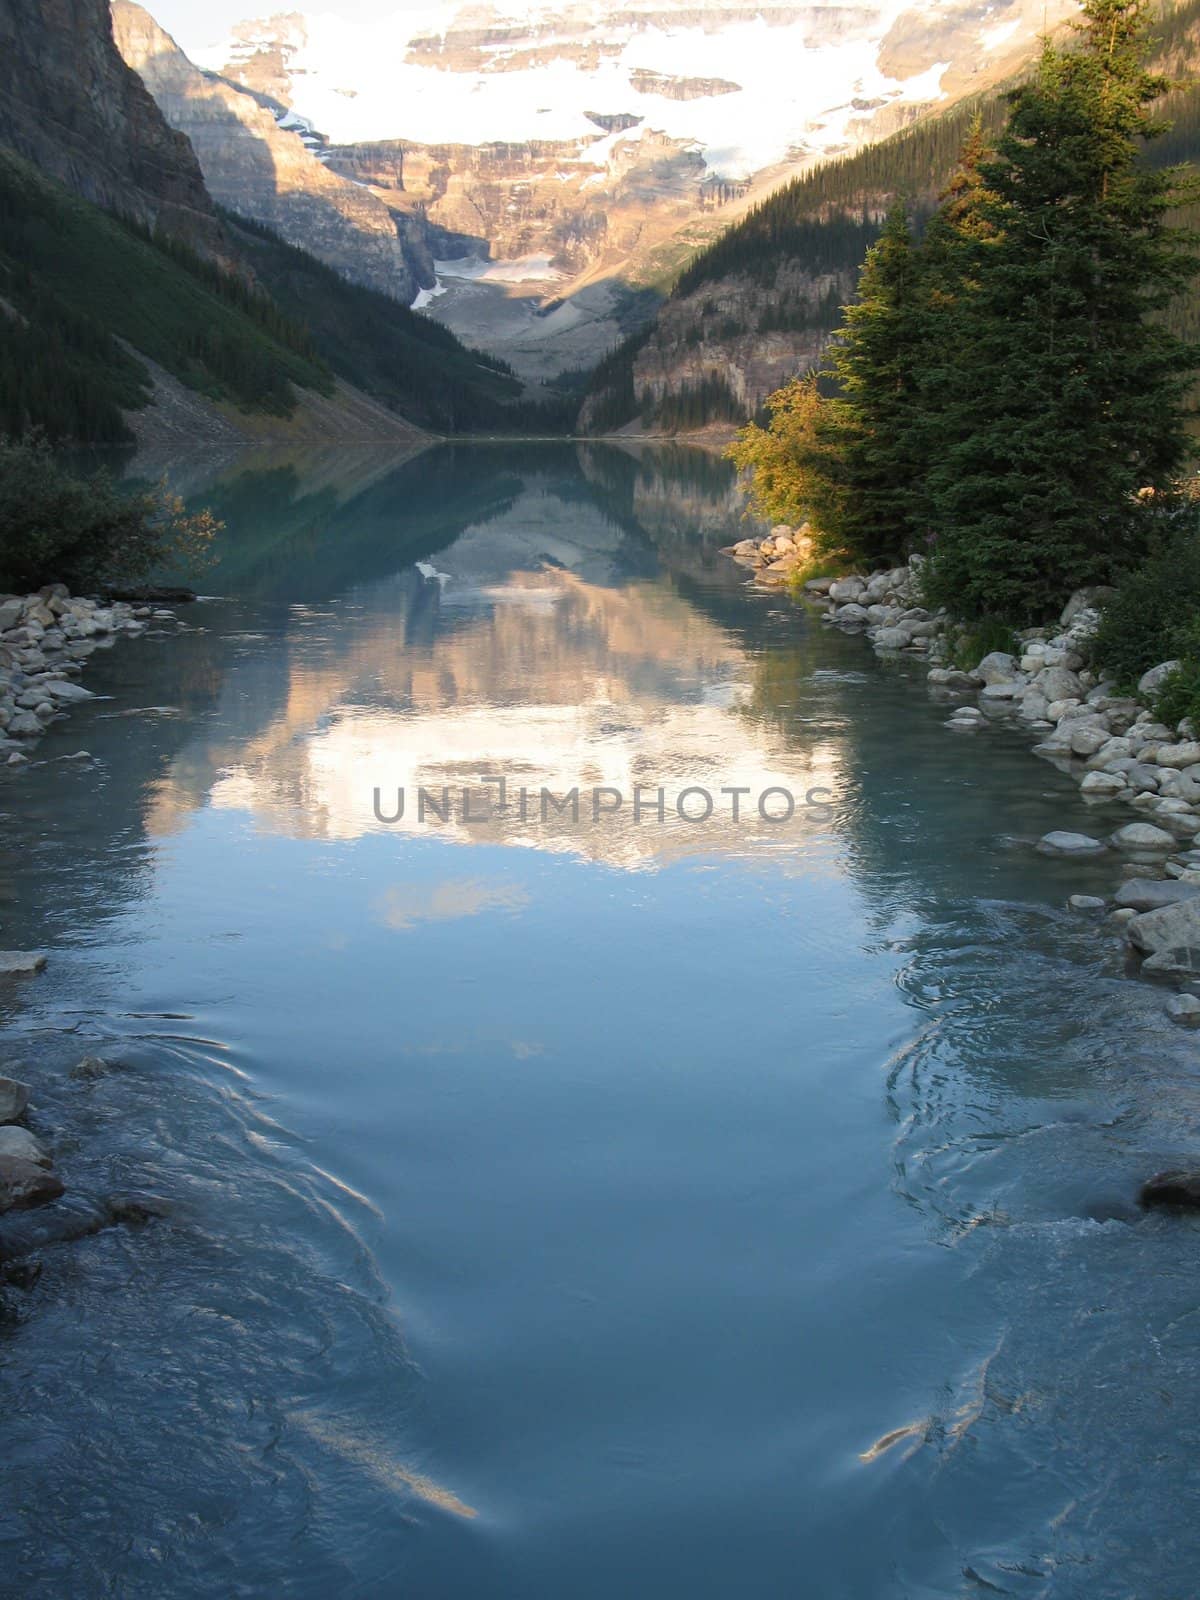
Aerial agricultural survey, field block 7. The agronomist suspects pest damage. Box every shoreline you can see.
[0,583,185,765]
[725,530,1200,1197]
[1,582,185,1245]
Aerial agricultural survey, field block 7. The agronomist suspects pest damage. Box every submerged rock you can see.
[1037,831,1107,856]
[0,1190,167,1262]
[1140,1170,1200,1210]
[0,1194,106,1260]
[0,951,47,976]
[69,1054,117,1082]
[105,1191,171,1227]
[0,1075,31,1124]
[0,1155,63,1214]
[1068,894,1107,912]
[0,1126,50,1166]
[1166,994,1200,1027]
[0,1258,43,1290]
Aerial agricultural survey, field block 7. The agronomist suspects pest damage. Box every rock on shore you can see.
[1,583,180,765]
[772,553,1200,889]
[722,525,817,587]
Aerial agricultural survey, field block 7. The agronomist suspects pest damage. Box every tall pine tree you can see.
[909,122,1002,540]
[824,201,926,567]
[922,0,1199,622]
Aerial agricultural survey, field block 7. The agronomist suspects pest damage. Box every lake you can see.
[2,442,1199,1598]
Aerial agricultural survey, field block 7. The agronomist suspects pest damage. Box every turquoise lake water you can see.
[1,442,1199,1598]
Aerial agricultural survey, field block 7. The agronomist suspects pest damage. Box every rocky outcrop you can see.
[0,0,222,253]
[628,70,742,101]
[112,2,437,303]
[620,258,846,427]
[329,132,712,281]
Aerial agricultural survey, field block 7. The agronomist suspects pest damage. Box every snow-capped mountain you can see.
[195,0,1059,181]
[133,0,1073,379]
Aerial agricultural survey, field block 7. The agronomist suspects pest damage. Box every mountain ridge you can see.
[111,1,467,307]
[579,0,1200,435]
[153,0,1076,378]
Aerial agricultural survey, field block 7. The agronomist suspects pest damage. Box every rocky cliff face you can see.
[112,2,446,303]
[325,129,724,378]
[329,132,709,282]
[0,0,221,251]
[616,260,844,427]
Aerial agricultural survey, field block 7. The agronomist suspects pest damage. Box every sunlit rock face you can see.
[146,467,841,870]
[112,1,442,302]
[199,0,1053,175]
[148,0,1069,376]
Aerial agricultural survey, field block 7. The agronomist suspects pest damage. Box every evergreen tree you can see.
[907,121,1001,535]
[922,0,1199,622]
[825,201,926,565]
[919,118,1001,307]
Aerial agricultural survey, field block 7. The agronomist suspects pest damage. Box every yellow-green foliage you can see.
[727,376,849,552]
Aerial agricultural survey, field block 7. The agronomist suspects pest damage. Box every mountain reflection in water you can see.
[2,443,1199,1600]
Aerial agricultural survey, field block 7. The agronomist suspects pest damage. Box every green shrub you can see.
[1153,650,1200,729]
[1088,513,1200,689]
[0,435,218,593]
[1151,610,1200,729]
[943,617,1017,671]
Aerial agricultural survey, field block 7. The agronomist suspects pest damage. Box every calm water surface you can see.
[2,443,1199,1598]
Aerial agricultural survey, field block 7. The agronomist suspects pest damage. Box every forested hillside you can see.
[0,149,333,441]
[0,150,578,441]
[224,215,581,435]
[580,0,1200,434]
